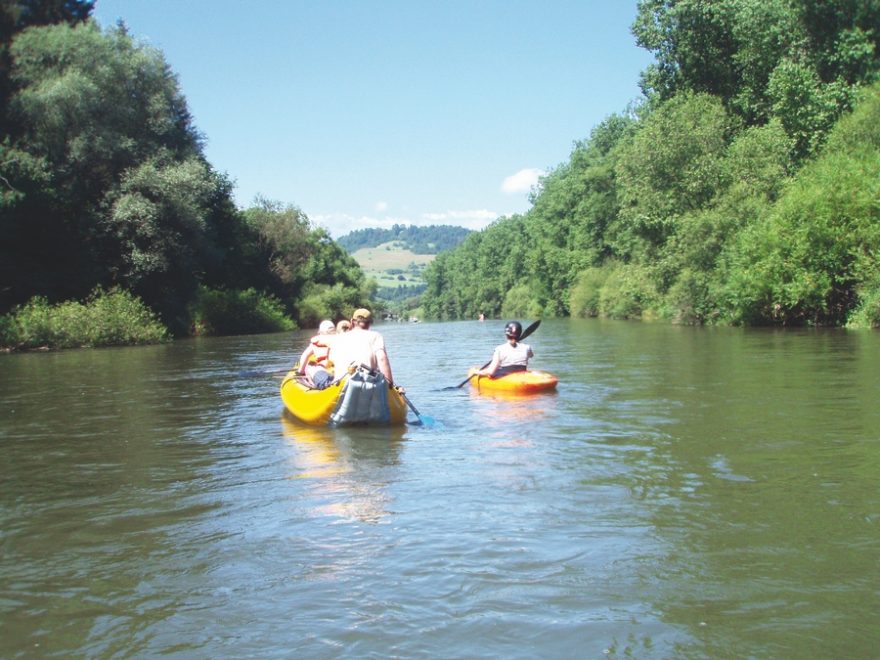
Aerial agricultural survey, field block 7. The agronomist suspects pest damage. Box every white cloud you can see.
[374,201,388,213]
[501,168,545,194]
[311,212,367,238]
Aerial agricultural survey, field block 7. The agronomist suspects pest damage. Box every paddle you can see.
[396,387,425,425]
[443,319,541,390]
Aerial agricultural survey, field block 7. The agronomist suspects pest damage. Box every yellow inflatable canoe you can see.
[468,368,558,395]
[280,368,408,426]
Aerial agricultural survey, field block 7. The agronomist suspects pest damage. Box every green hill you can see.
[337,224,471,254]
[340,225,472,316]
[345,240,434,315]
[351,241,434,287]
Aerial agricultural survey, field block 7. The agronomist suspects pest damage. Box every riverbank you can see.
[0,287,299,352]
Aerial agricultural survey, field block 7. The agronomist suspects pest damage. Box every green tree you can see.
[633,0,880,157]
[2,21,215,330]
[337,224,471,254]
[1,0,94,128]
[242,197,371,326]
[613,92,739,256]
[1,16,373,339]
[426,3,880,327]
[721,83,880,325]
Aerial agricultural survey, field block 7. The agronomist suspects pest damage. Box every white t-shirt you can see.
[492,341,533,369]
[329,327,386,373]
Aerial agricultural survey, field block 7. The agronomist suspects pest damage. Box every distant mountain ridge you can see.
[337,224,471,255]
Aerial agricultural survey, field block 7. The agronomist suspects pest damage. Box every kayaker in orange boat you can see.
[473,320,534,379]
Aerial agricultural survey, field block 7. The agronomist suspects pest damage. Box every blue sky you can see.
[92,1,653,238]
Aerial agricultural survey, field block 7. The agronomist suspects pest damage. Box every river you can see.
[1,319,878,657]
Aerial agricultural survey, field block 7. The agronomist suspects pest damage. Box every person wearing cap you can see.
[336,319,351,333]
[327,308,394,385]
[473,320,533,378]
[297,319,336,389]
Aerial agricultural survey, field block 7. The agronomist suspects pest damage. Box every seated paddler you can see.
[473,320,534,379]
[328,308,395,386]
[297,319,336,389]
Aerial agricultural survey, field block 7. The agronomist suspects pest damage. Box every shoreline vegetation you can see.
[0,289,169,352]
[3,2,880,354]
[0,286,299,352]
[1,9,371,351]
[420,3,880,330]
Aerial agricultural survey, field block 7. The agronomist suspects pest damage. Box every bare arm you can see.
[298,345,314,373]
[376,348,393,384]
[476,353,500,377]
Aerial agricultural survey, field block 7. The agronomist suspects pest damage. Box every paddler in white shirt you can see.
[473,320,533,378]
[328,307,394,385]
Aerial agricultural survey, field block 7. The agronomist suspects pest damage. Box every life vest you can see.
[308,335,331,366]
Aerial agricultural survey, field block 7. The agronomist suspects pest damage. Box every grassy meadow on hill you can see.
[351,241,435,288]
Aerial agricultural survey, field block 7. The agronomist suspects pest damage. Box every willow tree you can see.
[1,21,233,330]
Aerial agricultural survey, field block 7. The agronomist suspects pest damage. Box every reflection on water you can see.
[281,414,346,479]
[468,388,558,448]
[280,412,406,523]
[0,322,878,657]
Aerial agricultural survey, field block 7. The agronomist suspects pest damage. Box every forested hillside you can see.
[337,224,472,255]
[0,2,370,341]
[423,0,880,328]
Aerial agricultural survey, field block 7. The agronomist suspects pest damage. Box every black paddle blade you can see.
[518,319,541,341]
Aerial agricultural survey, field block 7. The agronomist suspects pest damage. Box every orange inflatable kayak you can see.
[468,368,558,394]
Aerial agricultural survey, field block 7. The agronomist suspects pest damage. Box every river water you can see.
[1,319,878,658]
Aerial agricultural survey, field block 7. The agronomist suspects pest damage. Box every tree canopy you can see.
[423,1,880,328]
[1,8,371,335]
[5,1,880,333]
[337,224,472,255]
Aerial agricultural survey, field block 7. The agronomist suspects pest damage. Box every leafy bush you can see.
[501,284,542,318]
[716,83,880,326]
[847,286,880,328]
[721,120,793,202]
[0,289,169,350]
[189,287,295,336]
[722,135,880,325]
[296,281,370,327]
[570,265,612,318]
[598,264,661,320]
[665,268,719,325]
[846,267,880,329]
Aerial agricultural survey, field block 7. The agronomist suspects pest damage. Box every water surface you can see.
[1,320,878,657]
